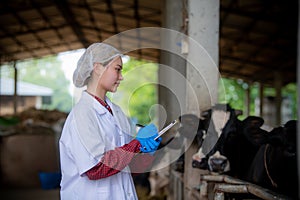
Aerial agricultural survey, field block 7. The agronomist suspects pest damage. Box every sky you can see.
[58,49,85,96]
[58,49,85,84]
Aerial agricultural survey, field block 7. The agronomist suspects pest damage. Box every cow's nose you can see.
[210,158,228,172]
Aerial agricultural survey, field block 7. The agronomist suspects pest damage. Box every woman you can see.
[59,43,162,199]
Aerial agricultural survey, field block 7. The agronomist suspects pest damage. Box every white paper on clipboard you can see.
[154,119,178,140]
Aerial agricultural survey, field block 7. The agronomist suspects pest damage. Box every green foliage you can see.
[219,78,248,119]
[282,83,298,118]
[0,116,19,127]
[219,77,298,120]
[219,78,246,109]
[110,58,158,125]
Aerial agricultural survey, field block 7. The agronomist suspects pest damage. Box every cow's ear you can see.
[284,120,297,130]
[243,116,264,127]
[235,109,243,116]
[201,111,210,119]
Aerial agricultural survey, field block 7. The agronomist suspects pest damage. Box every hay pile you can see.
[0,108,67,136]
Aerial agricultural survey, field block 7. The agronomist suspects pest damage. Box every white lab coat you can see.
[59,91,138,200]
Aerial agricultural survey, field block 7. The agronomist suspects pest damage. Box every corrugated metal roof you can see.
[0,0,297,85]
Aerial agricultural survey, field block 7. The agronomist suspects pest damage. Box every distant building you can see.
[0,78,53,115]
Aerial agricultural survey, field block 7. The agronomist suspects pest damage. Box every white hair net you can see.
[73,43,122,87]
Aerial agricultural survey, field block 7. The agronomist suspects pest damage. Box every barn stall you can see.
[0,108,66,199]
[0,0,299,199]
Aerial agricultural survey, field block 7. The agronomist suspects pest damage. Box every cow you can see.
[192,104,298,199]
[192,105,269,180]
[166,104,241,173]
[165,104,241,173]
[245,120,298,199]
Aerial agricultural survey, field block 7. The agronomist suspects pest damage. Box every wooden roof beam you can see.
[83,0,102,42]
[54,0,89,48]
[30,0,72,50]
[2,1,55,55]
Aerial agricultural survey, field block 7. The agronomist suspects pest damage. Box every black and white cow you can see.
[191,104,258,177]
[169,105,234,173]
[192,104,298,198]
[192,105,269,179]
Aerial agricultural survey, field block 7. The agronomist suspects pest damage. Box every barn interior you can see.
[0,0,299,199]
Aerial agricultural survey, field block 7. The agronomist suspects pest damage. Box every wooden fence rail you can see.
[199,175,292,200]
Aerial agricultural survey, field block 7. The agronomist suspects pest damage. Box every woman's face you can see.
[98,56,123,93]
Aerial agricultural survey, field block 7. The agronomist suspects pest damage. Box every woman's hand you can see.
[136,124,162,154]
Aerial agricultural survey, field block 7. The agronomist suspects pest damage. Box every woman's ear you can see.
[93,63,105,76]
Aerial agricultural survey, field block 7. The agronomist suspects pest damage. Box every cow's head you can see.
[242,116,269,146]
[268,120,297,158]
[282,120,297,157]
[205,115,278,178]
[192,104,242,173]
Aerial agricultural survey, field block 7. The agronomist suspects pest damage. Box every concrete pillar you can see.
[159,1,219,199]
[274,71,282,125]
[13,61,18,115]
[159,0,186,129]
[186,0,219,113]
[0,66,2,115]
[297,0,300,197]
[184,0,219,200]
[160,1,186,199]
[245,82,251,116]
[259,83,264,117]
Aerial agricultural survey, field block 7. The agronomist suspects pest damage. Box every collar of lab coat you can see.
[82,91,110,115]
[83,91,130,134]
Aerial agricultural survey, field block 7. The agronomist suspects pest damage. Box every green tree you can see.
[1,56,72,112]
[219,77,297,120]
[110,58,158,125]
[282,83,297,118]
[219,78,248,118]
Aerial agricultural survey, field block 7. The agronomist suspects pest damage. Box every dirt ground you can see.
[0,189,60,200]
[0,188,166,200]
